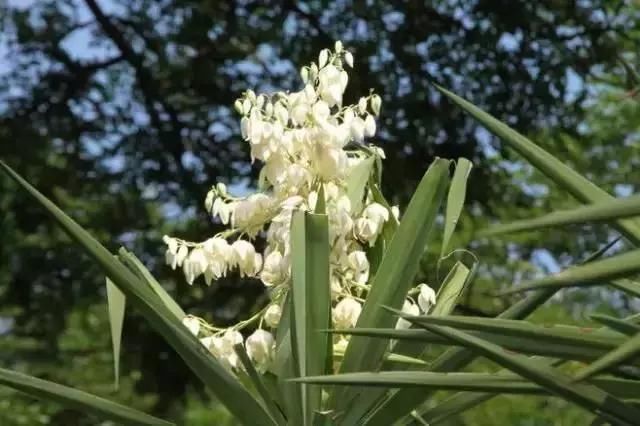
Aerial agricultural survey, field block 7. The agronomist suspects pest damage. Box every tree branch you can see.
[83,0,199,198]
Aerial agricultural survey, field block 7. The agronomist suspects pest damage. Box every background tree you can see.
[0,0,638,424]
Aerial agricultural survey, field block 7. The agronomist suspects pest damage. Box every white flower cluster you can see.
[165,41,436,373]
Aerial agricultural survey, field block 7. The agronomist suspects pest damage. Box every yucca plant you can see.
[2,42,640,425]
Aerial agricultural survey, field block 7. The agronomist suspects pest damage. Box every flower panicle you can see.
[165,41,435,374]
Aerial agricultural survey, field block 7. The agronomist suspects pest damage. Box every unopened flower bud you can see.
[182,316,201,336]
[319,49,329,68]
[370,94,382,115]
[417,284,437,312]
[344,51,354,68]
[264,304,282,328]
[234,99,244,114]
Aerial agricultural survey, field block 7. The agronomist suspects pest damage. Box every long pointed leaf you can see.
[420,311,640,423]
[346,156,375,214]
[333,158,450,419]
[106,277,126,390]
[290,210,331,425]
[575,333,640,381]
[433,84,640,246]
[431,262,472,316]
[609,279,640,298]
[0,367,172,425]
[295,371,640,399]
[499,249,640,296]
[365,239,618,425]
[117,249,185,320]
[482,195,640,237]
[0,161,274,426]
[441,158,472,257]
[590,314,640,336]
[333,326,624,363]
[412,321,640,425]
[234,344,287,425]
[332,347,427,367]
[405,315,617,340]
[274,294,303,425]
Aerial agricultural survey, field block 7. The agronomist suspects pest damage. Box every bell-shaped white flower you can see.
[291,103,309,126]
[329,201,354,240]
[274,102,289,125]
[318,64,348,107]
[231,193,273,233]
[199,336,215,349]
[313,144,348,180]
[263,304,282,328]
[202,237,232,284]
[364,202,389,224]
[350,117,365,143]
[330,274,343,300]
[183,247,208,284]
[355,203,389,246]
[417,284,437,312]
[206,330,244,371]
[212,197,232,224]
[163,236,180,269]
[312,100,331,123]
[347,250,370,285]
[182,316,201,336]
[245,329,275,372]
[333,297,362,329]
[231,240,263,277]
[364,115,376,137]
[354,218,377,245]
[282,164,312,194]
[260,250,288,287]
[358,97,367,114]
[396,300,419,330]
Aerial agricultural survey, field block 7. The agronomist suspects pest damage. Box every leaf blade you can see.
[106,277,126,390]
[499,249,640,296]
[433,83,640,246]
[234,344,287,425]
[333,158,450,419]
[413,321,640,425]
[482,195,640,237]
[431,262,472,316]
[117,249,186,320]
[365,237,620,426]
[0,367,173,425]
[290,210,331,425]
[574,332,640,381]
[346,156,375,214]
[295,371,640,399]
[441,158,472,257]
